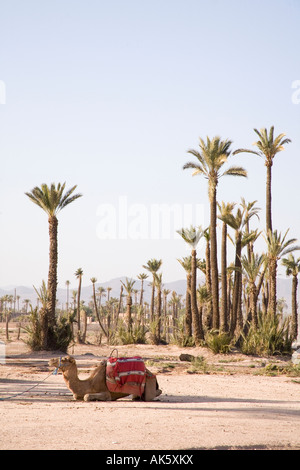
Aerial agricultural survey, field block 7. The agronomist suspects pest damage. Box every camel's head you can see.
[49,356,76,372]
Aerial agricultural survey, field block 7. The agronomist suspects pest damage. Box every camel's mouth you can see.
[49,357,61,368]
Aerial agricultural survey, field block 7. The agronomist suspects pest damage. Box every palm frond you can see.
[222,166,247,178]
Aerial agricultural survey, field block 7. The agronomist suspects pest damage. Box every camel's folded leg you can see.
[84,391,112,402]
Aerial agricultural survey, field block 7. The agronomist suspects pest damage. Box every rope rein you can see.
[0,357,62,401]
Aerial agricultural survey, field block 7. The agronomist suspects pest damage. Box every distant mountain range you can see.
[0,276,295,313]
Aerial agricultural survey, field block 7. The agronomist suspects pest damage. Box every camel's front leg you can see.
[84,391,112,402]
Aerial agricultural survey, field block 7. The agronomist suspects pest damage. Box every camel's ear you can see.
[66,356,75,363]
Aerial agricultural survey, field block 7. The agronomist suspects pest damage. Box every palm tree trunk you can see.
[126,295,132,333]
[47,215,58,330]
[291,275,298,340]
[156,286,162,343]
[250,283,258,329]
[269,259,277,317]
[230,232,242,335]
[205,235,213,328]
[191,249,204,344]
[209,185,219,329]
[150,280,155,323]
[139,279,144,306]
[77,276,82,342]
[266,164,272,233]
[185,273,192,337]
[220,221,228,332]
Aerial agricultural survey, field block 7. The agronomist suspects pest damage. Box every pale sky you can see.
[0,0,299,290]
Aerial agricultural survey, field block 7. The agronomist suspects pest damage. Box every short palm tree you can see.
[177,226,204,344]
[142,259,162,322]
[137,273,149,306]
[75,268,84,342]
[282,254,300,339]
[240,198,261,260]
[241,253,265,329]
[178,256,193,337]
[233,127,291,233]
[25,182,82,349]
[153,272,163,343]
[265,230,300,318]
[90,277,108,338]
[183,136,247,328]
[120,278,136,332]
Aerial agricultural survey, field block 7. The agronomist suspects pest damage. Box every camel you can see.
[49,356,162,402]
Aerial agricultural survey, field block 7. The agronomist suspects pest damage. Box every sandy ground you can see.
[0,335,300,451]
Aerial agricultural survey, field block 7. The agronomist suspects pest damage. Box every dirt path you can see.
[0,340,300,450]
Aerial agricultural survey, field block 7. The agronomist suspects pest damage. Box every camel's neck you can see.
[62,363,82,390]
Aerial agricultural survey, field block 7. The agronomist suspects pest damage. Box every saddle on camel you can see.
[49,354,161,402]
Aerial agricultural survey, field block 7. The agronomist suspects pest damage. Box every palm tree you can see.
[120,278,136,332]
[183,136,247,328]
[65,280,70,313]
[137,273,149,306]
[25,182,82,349]
[220,206,258,334]
[217,201,235,332]
[240,198,261,260]
[177,226,204,344]
[203,228,213,328]
[241,253,265,329]
[153,272,163,344]
[162,289,171,338]
[96,286,106,311]
[177,256,192,337]
[75,268,83,342]
[142,259,162,322]
[233,127,291,233]
[265,230,300,318]
[282,254,300,339]
[90,277,108,338]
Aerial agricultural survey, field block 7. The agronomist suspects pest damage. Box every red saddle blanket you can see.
[106,356,146,397]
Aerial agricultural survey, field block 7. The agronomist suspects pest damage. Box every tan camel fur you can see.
[49,356,161,402]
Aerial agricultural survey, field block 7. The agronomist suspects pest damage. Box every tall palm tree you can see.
[265,230,300,318]
[183,136,247,328]
[25,182,82,349]
[142,259,162,322]
[233,127,291,233]
[282,254,300,339]
[217,202,235,332]
[177,226,204,344]
[75,268,83,342]
[120,278,136,333]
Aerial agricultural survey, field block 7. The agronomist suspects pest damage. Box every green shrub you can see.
[25,306,75,352]
[117,323,147,345]
[205,330,232,354]
[240,312,293,356]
